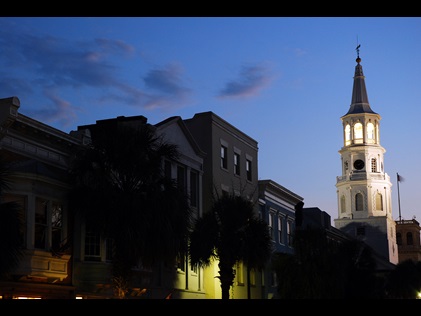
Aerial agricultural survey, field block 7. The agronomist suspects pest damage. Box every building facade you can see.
[0,96,86,299]
[70,115,207,299]
[258,179,303,298]
[396,219,421,263]
[184,111,262,299]
[155,116,206,298]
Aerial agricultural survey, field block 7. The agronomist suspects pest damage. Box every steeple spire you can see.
[344,45,377,116]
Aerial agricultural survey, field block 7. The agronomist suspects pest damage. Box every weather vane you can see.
[356,35,361,58]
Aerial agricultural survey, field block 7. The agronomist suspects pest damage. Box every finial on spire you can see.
[356,44,361,63]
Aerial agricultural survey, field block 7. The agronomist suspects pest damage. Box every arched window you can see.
[376,192,383,211]
[407,232,414,245]
[355,193,364,211]
[367,122,375,143]
[341,195,346,213]
[354,122,363,144]
[396,232,402,245]
[345,124,351,146]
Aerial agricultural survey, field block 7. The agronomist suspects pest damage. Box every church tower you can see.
[334,47,399,265]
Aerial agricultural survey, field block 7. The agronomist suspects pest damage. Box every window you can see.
[51,202,63,251]
[268,213,274,240]
[177,165,186,192]
[236,262,244,285]
[246,159,252,181]
[105,238,114,261]
[367,122,375,143]
[84,227,114,262]
[250,268,256,286]
[396,233,402,245]
[371,158,377,172]
[407,232,414,246]
[221,145,228,169]
[354,122,363,143]
[3,194,26,247]
[376,193,383,211]
[345,124,351,146]
[340,195,346,213]
[190,171,198,207]
[270,271,277,287]
[287,221,293,246]
[191,263,198,274]
[355,193,364,211]
[164,160,172,179]
[177,254,186,272]
[84,225,101,262]
[234,153,240,175]
[277,216,283,244]
[35,198,48,249]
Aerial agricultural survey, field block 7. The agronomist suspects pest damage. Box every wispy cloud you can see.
[0,20,191,127]
[141,63,191,109]
[25,89,78,129]
[218,63,275,99]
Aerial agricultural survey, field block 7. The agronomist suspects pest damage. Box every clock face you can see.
[354,159,365,170]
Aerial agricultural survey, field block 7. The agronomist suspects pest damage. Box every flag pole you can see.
[397,172,402,222]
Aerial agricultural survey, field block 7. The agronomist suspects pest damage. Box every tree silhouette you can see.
[189,193,272,299]
[273,220,383,299]
[385,259,421,299]
[69,123,192,298]
[0,157,23,279]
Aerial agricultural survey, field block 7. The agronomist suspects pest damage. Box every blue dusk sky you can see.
[1,17,420,223]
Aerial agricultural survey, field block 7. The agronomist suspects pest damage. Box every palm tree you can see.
[0,156,23,279]
[273,222,382,299]
[189,193,272,299]
[69,123,193,298]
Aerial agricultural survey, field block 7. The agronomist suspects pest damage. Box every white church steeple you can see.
[334,47,399,265]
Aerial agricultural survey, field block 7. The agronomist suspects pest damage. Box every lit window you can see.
[236,262,244,285]
[345,124,351,145]
[367,122,375,143]
[354,122,363,143]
